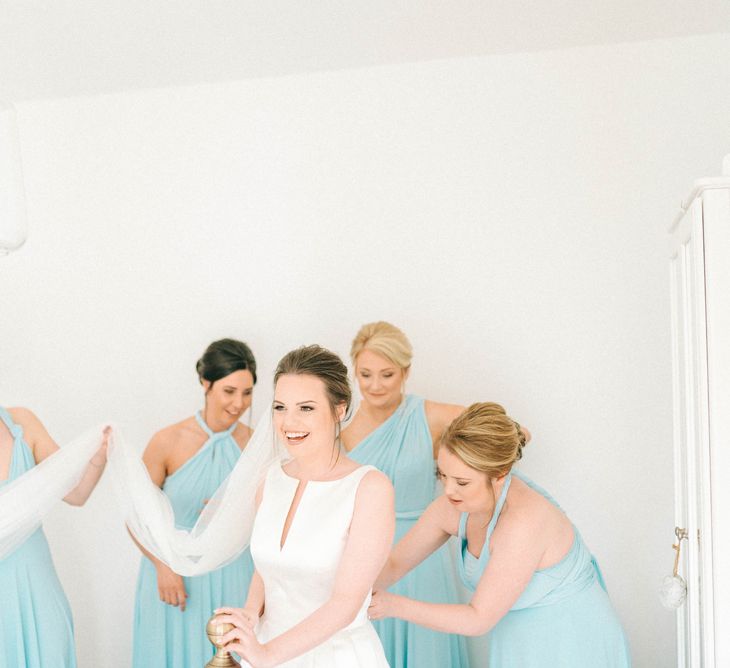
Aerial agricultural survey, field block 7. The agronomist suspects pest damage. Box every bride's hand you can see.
[213,606,258,631]
[368,590,397,620]
[215,613,273,668]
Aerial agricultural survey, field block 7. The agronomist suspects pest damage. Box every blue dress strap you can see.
[458,472,513,589]
[0,406,22,439]
[486,473,512,542]
[0,406,14,428]
[194,411,237,440]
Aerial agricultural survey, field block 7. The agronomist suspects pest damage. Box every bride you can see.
[215,344,395,667]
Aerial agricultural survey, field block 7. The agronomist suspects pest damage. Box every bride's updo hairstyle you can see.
[350,321,413,371]
[274,345,352,420]
[440,402,528,479]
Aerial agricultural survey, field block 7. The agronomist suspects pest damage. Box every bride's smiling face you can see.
[273,374,345,457]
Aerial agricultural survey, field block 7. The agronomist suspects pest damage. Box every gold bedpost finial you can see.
[205,615,241,668]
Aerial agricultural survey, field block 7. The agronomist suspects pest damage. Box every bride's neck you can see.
[289,447,341,480]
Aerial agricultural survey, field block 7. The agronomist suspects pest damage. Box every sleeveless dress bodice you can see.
[458,470,631,667]
[0,407,77,668]
[349,395,435,519]
[248,463,388,667]
[133,412,255,668]
[348,395,468,668]
[162,413,244,529]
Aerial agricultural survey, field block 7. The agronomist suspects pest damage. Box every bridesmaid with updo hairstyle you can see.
[369,402,631,667]
[342,321,470,668]
[131,338,257,668]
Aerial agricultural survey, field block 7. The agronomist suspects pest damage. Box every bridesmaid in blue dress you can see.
[342,321,470,668]
[0,406,108,668]
[369,402,631,667]
[131,338,257,668]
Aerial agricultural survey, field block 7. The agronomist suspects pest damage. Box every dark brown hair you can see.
[196,338,257,386]
[274,344,351,417]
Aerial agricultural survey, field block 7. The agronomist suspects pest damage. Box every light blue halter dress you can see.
[0,407,76,668]
[349,395,469,668]
[132,413,255,668]
[459,471,631,667]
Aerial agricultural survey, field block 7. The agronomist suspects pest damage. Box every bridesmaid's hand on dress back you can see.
[368,590,399,620]
[156,563,188,611]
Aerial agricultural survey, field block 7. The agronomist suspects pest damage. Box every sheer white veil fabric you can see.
[0,425,107,559]
[0,412,283,574]
[108,410,283,576]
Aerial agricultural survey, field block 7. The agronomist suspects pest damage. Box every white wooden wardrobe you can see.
[669,156,730,667]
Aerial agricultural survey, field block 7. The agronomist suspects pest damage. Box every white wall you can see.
[2,31,730,667]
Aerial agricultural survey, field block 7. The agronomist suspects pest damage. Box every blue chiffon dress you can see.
[458,471,631,667]
[0,407,77,668]
[349,395,469,668]
[132,413,255,667]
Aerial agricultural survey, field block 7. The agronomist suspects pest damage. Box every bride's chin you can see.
[284,438,335,458]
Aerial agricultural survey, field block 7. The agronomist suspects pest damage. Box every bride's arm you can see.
[218,469,395,668]
[217,569,265,631]
[242,482,267,618]
[214,479,267,626]
[243,570,265,617]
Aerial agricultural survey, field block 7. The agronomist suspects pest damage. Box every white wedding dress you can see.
[246,463,389,667]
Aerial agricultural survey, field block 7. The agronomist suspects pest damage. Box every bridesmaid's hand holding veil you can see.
[86,425,110,466]
[215,606,272,668]
[61,424,109,506]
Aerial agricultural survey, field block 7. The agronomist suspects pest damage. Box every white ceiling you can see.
[2,0,730,102]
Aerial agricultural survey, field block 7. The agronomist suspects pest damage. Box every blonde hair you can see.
[441,402,528,479]
[350,321,413,370]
